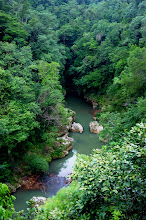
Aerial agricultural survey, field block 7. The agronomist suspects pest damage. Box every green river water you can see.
[13,95,103,211]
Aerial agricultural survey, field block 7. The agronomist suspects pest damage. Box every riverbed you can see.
[13,95,103,211]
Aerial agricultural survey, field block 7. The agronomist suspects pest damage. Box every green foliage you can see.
[120,46,146,98]
[0,11,27,45]
[97,111,124,142]
[0,162,11,182]
[0,42,40,177]
[0,100,39,149]
[97,97,146,142]
[13,198,46,219]
[51,146,65,159]
[0,16,68,180]
[50,0,146,114]
[23,7,67,68]
[0,183,15,220]
[24,153,49,174]
[35,181,80,220]
[108,46,146,110]
[72,123,145,220]
[37,61,67,128]
[37,123,146,219]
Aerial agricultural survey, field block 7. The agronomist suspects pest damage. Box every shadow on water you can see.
[13,175,67,212]
[13,95,103,211]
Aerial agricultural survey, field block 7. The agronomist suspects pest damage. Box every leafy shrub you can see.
[51,146,65,159]
[35,181,80,220]
[0,183,15,220]
[24,154,49,174]
[98,100,146,142]
[36,123,146,219]
[71,123,146,219]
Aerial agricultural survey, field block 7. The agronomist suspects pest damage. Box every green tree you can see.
[120,46,146,98]
[0,11,27,45]
[37,61,66,128]
[0,42,40,180]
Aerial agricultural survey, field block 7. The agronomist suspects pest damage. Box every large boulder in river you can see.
[56,133,74,157]
[89,121,103,134]
[64,108,76,131]
[57,133,74,149]
[71,122,83,133]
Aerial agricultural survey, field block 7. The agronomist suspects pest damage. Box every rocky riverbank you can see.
[8,108,76,193]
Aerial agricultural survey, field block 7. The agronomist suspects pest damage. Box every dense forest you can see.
[0,0,145,219]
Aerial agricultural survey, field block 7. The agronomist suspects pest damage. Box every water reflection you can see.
[57,150,77,177]
[48,149,77,176]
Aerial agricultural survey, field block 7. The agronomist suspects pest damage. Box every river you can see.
[13,95,103,211]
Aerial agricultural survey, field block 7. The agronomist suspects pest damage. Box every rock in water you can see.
[64,108,76,131]
[57,133,74,148]
[71,122,83,133]
[32,196,47,208]
[56,134,74,157]
[89,121,103,134]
